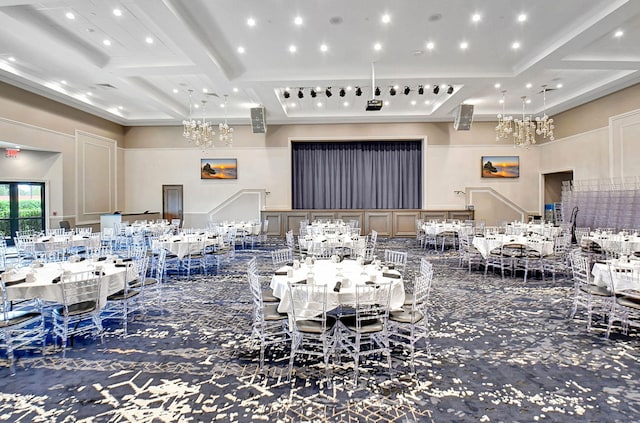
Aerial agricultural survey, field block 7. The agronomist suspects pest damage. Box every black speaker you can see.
[453,104,474,130]
[250,107,266,133]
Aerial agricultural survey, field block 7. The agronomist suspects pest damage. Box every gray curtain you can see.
[292,141,422,209]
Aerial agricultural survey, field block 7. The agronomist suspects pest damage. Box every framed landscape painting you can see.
[481,156,519,178]
[201,158,237,179]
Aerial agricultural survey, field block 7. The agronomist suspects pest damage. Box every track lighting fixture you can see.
[310,89,317,98]
[355,87,362,96]
[389,87,397,96]
[297,88,304,98]
[339,88,346,97]
[447,85,454,94]
[418,85,424,95]
[375,86,381,96]
[404,86,411,95]
[433,85,440,94]
[325,87,332,97]
[283,90,290,99]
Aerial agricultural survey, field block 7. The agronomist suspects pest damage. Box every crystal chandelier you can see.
[513,96,537,147]
[535,85,555,141]
[495,90,513,141]
[183,90,215,148]
[218,95,234,146]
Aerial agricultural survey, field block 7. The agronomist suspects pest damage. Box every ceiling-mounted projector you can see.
[366,99,383,111]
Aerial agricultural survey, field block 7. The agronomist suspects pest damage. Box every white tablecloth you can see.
[299,234,360,254]
[33,234,100,252]
[270,259,405,315]
[152,235,220,259]
[581,234,640,254]
[3,259,130,307]
[422,223,461,236]
[472,235,554,259]
[592,259,640,291]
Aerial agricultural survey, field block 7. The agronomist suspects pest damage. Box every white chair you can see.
[389,269,433,373]
[287,282,337,383]
[0,239,6,270]
[458,235,484,273]
[52,270,104,357]
[336,281,392,384]
[0,275,46,374]
[285,230,295,253]
[247,270,289,369]
[249,257,278,303]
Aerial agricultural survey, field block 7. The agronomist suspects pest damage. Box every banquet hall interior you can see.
[2,0,640,421]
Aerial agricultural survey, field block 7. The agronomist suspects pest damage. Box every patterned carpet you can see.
[2,237,640,422]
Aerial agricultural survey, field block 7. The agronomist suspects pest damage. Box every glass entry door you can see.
[0,182,45,245]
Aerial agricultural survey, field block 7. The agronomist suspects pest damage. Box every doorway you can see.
[162,185,183,225]
[0,182,46,244]
[543,171,573,222]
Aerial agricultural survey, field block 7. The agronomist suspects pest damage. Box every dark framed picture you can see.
[481,156,519,178]
[201,158,237,179]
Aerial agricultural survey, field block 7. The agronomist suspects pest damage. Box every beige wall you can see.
[2,82,640,229]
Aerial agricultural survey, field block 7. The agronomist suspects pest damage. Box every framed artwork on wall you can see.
[481,156,519,178]
[201,158,237,179]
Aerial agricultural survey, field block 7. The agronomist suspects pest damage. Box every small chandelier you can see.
[495,90,513,141]
[535,85,555,141]
[219,95,234,147]
[183,90,215,148]
[513,96,537,147]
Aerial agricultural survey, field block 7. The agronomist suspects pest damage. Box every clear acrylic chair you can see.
[271,248,294,267]
[336,281,392,384]
[52,270,104,357]
[287,282,337,383]
[383,249,408,276]
[0,275,46,374]
[389,269,433,373]
[101,264,142,335]
[247,270,289,369]
[569,251,613,331]
[606,263,640,338]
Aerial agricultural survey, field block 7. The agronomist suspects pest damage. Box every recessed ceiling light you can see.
[459,41,469,50]
[346,86,352,91]
[320,43,328,52]
[194,104,199,109]
[374,42,382,51]
[381,14,391,24]
[113,8,122,17]
[289,45,297,53]
[237,46,245,54]
[294,16,303,26]
[145,37,154,44]
[525,99,531,104]
[512,41,521,50]
[220,103,225,108]
[526,83,532,88]
[202,88,208,93]
[494,83,501,89]
[8,56,16,62]
[118,105,124,110]
[247,17,256,27]
[316,86,322,91]
[103,39,111,46]
[290,103,296,108]
[499,99,504,104]
[317,102,323,107]
[424,100,430,105]
[411,100,417,105]
[233,87,239,92]
[556,83,563,88]
[517,13,527,23]
[343,101,349,107]
[426,41,435,50]
[65,12,75,20]
[384,101,390,106]
[614,30,624,38]
[87,91,93,96]
[172,88,178,94]
[61,80,67,85]
[471,13,481,23]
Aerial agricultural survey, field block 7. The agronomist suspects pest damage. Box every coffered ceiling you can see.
[1,0,639,127]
